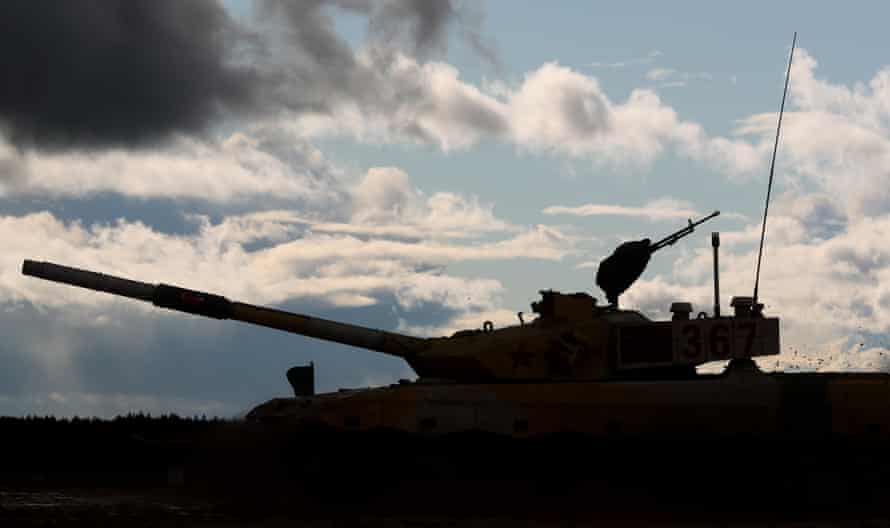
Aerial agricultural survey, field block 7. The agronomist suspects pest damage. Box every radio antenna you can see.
[753,32,796,308]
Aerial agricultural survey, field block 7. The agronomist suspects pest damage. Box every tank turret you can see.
[22,258,778,383]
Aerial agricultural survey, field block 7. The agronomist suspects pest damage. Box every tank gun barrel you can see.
[649,210,720,252]
[21,260,426,359]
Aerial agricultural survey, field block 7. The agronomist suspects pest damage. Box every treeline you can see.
[0,412,230,429]
[1,412,229,422]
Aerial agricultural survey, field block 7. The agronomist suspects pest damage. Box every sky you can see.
[3,1,890,417]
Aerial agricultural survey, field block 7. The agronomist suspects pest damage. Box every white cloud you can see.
[397,308,524,338]
[0,130,348,204]
[590,49,662,69]
[544,197,700,220]
[708,48,890,217]
[4,157,572,320]
[290,50,509,150]
[349,166,516,238]
[544,198,747,224]
[507,63,614,155]
[252,225,572,291]
[645,67,712,86]
[288,56,762,170]
[504,64,759,168]
[790,49,890,132]
[0,50,770,205]
[646,68,675,82]
[8,212,570,312]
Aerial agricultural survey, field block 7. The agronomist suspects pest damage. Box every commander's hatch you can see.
[531,290,598,324]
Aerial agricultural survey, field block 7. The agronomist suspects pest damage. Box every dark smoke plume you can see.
[369,0,456,56]
[0,0,480,151]
[0,1,258,150]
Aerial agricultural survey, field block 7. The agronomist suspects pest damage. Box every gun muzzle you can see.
[23,260,155,302]
[22,260,233,319]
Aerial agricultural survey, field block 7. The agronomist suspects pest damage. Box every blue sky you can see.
[3,1,890,417]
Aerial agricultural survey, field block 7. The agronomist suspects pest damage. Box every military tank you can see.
[20,209,792,435]
[20,204,890,437]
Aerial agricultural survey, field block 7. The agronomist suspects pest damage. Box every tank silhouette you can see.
[21,229,890,437]
[21,213,800,436]
[20,213,771,388]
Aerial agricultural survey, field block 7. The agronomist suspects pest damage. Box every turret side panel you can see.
[615,317,780,370]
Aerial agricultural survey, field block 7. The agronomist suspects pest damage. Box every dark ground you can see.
[3,416,890,526]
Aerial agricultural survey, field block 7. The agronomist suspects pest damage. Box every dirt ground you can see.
[5,488,890,527]
[4,418,890,526]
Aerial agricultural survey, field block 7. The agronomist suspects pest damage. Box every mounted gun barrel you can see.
[596,211,720,306]
[21,260,426,359]
[649,210,720,252]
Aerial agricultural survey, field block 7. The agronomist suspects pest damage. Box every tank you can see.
[19,211,890,438]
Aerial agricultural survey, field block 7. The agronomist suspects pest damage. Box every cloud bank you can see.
[544,198,701,221]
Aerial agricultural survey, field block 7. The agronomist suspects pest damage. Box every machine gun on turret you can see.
[595,211,720,306]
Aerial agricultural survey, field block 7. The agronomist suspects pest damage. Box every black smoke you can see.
[0,1,258,150]
[368,0,456,55]
[0,0,474,151]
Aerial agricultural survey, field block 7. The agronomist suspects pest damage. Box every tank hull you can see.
[248,364,890,437]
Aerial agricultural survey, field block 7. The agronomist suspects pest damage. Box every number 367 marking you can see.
[676,322,756,362]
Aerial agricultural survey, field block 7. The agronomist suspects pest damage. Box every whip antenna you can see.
[753,32,796,308]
